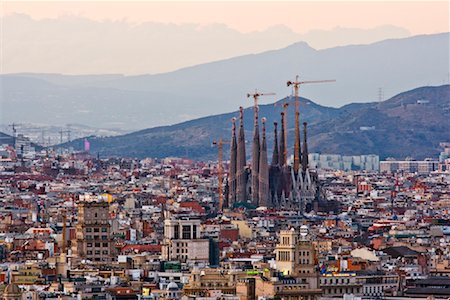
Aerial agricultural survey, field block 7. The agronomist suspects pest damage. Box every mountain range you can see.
[57,85,450,160]
[1,32,449,130]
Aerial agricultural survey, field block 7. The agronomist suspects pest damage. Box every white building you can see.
[380,160,439,174]
[162,217,210,266]
[309,153,379,171]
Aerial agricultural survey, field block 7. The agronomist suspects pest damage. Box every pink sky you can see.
[3,1,449,34]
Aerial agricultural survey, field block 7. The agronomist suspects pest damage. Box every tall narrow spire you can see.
[302,122,309,172]
[228,117,237,207]
[279,112,287,166]
[271,122,279,166]
[287,76,302,175]
[258,118,269,207]
[269,121,280,208]
[236,107,247,202]
[251,104,260,205]
[294,110,301,174]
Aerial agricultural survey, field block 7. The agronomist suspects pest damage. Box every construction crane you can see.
[59,127,72,144]
[247,90,276,107]
[287,76,336,173]
[212,138,230,212]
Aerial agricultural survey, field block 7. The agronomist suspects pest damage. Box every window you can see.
[193,225,197,239]
[95,243,101,247]
[87,250,93,255]
[102,235,107,240]
[86,228,92,232]
[86,235,92,240]
[95,250,101,255]
[174,225,180,239]
[102,250,108,255]
[101,227,107,232]
[94,228,100,232]
[87,243,93,247]
[182,225,191,239]
[103,243,108,247]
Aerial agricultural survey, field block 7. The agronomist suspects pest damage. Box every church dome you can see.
[166,282,179,291]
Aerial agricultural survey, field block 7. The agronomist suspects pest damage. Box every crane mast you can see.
[287,76,335,173]
[212,139,230,211]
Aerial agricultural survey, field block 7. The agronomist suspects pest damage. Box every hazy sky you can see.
[1,1,449,74]
[4,1,449,34]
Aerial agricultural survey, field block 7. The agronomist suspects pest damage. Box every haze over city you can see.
[0,2,449,299]
[2,1,449,75]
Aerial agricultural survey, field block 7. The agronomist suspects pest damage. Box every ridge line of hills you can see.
[1,32,449,129]
[54,84,450,161]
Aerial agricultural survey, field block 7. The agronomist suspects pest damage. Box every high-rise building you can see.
[73,201,113,264]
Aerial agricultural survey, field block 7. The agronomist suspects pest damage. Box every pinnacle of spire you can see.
[239,106,244,126]
[294,110,301,174]
[279,112,287,166]
[302,122,309,172]
[236,106,247,202]
[251,102,260,205]
[228,117,237,207]
[271,122,279,166]
[258,117,269,207]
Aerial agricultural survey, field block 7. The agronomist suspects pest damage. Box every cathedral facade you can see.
[226,101,323,213]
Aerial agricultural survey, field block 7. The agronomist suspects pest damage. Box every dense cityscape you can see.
[1,1,450,300]
[0,88,449,299]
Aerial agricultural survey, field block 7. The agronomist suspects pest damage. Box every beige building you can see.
[275,227,317,278]
[319,273,363,297]
[162,218,210,265]
[73,201,113,264]
[235,226,322,300]
[183,268,246,296]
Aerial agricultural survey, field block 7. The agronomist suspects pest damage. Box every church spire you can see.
[279,112,287,166]
[271,122,279,166]
[294,111,301,174]
[228,117,237,207]
[258,118,269,207]
[236,106,247,202]
[302,122,309,172]
[251,105,260,205]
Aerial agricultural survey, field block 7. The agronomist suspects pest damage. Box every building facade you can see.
[73,201,113,264]
[162,217,210,266]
